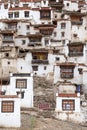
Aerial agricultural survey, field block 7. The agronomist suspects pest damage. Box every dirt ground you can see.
[0,77,87,130]
[0,110,87,130]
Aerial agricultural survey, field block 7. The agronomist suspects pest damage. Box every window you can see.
[22,40,26,45]
[45,39,49,45]
[55,15,57,18]
[16,79,27,88]
[78,68,83,74]
[54,32,57,37]
[32,66,38,71]
[56,57,60,61]
[44,66,47,70]
[40,10,51,19]
[2,101,14,113]
[60,66,74,78]
[4,4,8,9]
[14,12,19,18]
[62,100,75,111]
[8,12,13,18]
[8,61,10,64]
[67,3,69,6]
[62,40,65,45]
[24,11,29,17]
[68,44,83,57]
[16,91,25,99]
[61,23,66,29]
[26,25,30,30]
[23,4,28,7]
[5,53,9,57]
[61,32,65,37]
[40,29,53,36]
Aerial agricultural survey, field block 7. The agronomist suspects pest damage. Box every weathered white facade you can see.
[0,0,87,124]
[0,95,20,128]
[4,73,34,108]
[55,82,85,123]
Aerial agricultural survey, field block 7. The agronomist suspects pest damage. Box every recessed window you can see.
[61,32,65,37]
[14,12,19,18]
[45,39,49,45]
[16,91,25,99]
[61,23,66,29]
[40,10,51,19]
[62,40,65,45]
[4,4,8,9]
[54,32,57,37]
[55,15,57,18]
[24,11,29,17]
[16,79,27,89]
[60,66,75,79]
[22,40,26,45]
[23,4,28,7]
[26,25,30,30]
[67,3,69,6]
[5,53,9,57]
[2,101,14,113]
[78,68,83,74]
[62,100,75,111]
[8,12,13,18]
[8,61,10,64]
[32,66,38,71]
[56,57,60,61]
[44,66,47,70]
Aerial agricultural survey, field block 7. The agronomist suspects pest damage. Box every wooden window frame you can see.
[40,10,51,19]
[24,11,29,17]
[60,67,74,79]
[62,100,75,111]
[16,79,27,89]
[8,12,13,18]
[2,101,14,113]
[14,12,19,18]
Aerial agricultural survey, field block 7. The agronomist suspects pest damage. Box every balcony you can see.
[32,59,49,64]
[28,42,42,47]
[71,21,83,25]
[68,52,83,57]
[61,73,73,79]
[2,38,14,43]
[49,2,64,9]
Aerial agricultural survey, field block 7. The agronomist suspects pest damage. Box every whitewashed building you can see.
[0,95,20,128]
[1,73,33,108]
[55,81,85,123]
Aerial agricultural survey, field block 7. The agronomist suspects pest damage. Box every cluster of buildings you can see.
[0,0,87,128]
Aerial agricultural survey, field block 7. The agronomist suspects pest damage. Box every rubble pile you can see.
[33,76,55,109]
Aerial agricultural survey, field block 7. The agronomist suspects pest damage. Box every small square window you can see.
[4,4,8,9]
[24,11,29,17]
[14,12,19,18]
[16,91,25,99]
[32,66,38,71]
[2,101,14,113]
[16,79,27,89]
[61,23,66,29]
[67,3,69,6]
[8,61,10,64]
